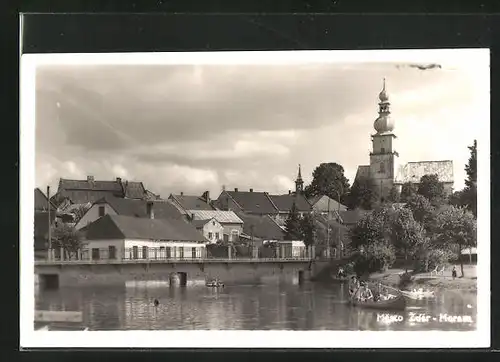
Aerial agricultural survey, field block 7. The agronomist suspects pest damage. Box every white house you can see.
[191,217,224,244]
[83,212,208,261]
[188,210,244,243]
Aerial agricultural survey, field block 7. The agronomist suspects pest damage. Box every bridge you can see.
[34,247,337,289]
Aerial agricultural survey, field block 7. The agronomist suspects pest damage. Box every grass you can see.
[368,264,477,291]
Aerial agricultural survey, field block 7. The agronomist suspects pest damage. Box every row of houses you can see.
[34,172,368,260]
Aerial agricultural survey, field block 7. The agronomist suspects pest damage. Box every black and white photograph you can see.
[20,49,489,348]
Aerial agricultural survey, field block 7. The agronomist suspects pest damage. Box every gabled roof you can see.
[188,210,243,224]
[395,160,454,184]
[269,193,312,212]
[34,188,57,212]
[94,196,184,220]
[236,212,285,240]
[55,177,147,204]
[308,195,347,212]
[86,214,207,242]
[338,209,370,225]
[191,218,220,229]
[170,194,214,211]
[222,191,279,214]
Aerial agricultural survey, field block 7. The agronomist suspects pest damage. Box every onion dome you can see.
[373,78,394,133]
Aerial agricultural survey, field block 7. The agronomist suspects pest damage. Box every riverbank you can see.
[368,264,477,292]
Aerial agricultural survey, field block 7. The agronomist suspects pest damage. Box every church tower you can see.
[369,79,399,202]
[295,164,304,194]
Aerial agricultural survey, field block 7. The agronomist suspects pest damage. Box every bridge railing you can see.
[37,246,315,264]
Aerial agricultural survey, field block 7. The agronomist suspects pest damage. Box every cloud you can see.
[34,53,488,197]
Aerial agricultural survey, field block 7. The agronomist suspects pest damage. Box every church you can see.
[353,79,454,202]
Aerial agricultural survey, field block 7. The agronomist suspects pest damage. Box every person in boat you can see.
[359,282,374,302]
[349,276,360,295]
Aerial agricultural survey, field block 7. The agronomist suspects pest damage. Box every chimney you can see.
[234,188,238,192]
[147,201,155,219]
[250,188,253,192]
[87,175,94,182]
[191,213,195,221]
[180,191,184,196]
[116,177,122,183]
[288,190,291,195]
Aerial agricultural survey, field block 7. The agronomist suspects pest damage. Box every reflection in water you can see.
[35,279,477,331]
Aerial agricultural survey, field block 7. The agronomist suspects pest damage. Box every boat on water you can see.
[349,293,407,311]
[401,289,435,300]
[206,279,224,288]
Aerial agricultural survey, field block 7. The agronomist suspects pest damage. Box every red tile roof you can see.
[85,214,207,242]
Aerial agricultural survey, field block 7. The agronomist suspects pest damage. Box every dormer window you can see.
[98,205,105,217]
[381,147,385,153]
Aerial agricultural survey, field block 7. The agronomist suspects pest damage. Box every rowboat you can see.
[401,289,435,300]
[349,293,407,311]
[206,279,224,288]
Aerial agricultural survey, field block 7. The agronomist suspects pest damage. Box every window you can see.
[381,147,385,153]
[98,206,105,217]
[208,232,213,240]
[231,230,239,242]
[192,247,197,259]
[142,246,148,259]
[215,232,220,240]
[166,247,171,258]
[379,162,385,173]
[108,245,116,259]
[92,248,100,260]
[132,246,138,259]
[223,234,229,242]
[212,221,216,226]
[179,247,184,259]
[160,246,165,258]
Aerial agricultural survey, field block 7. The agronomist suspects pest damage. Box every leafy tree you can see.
[390,208,427,272]
[304,162,350,203]
[51,222,85,259]
[284,202,302,240]
[346,177,377,210]
[387,186,401,203]
[72,203,91,223]
[405,194,435,232]
[433,205,477,277]
[300,213,317,247]
[462,140,477,217]
[400,182,418,202]
[418,174,445,206]
[349,207,396,273]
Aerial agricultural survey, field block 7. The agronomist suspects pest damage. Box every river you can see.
[35,277,477,331]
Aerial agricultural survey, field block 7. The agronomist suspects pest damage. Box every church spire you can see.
[295,164,304,194]
[374,78,395,134]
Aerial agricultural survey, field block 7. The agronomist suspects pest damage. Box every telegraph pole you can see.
[47,186,52,260]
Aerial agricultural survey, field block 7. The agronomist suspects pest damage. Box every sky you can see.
[33,50,489,199]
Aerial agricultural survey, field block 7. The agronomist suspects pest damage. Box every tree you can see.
[284,202,302,240]
[405,194,435,232]
[400,182,418,202]
[390,208,427,272]
[463,140,477,217]
[304,162,350,203]
[72,203,91,223]
[346,177,378,210]
[418,174,445,206]
[51,222,85,259]
[433,205,477,277]
[387,186,401,203]
[349,207,396,274]
[300,213,316,247]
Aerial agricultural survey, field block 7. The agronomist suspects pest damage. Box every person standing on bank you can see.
[452,266,457,279]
